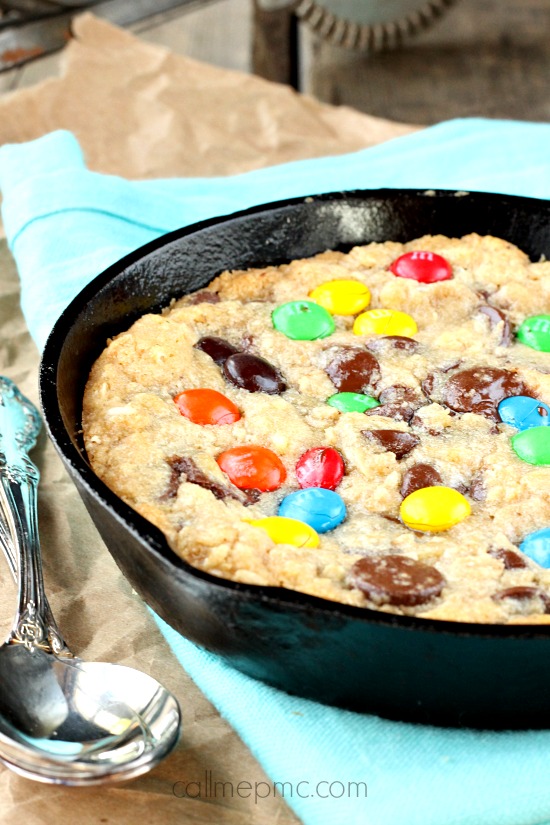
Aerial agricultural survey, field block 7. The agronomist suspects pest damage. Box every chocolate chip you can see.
[195,336,240,365]
[365,385,424,423]
[487,548,527,570]
[162,455,260,505]
[421,373,436,400]
[400,463,443,498]
[468,475,486,501]
[493,586,550,612]
[479,305,512,346]
[223,353,287,394]
[325,347,381,394]
[443,367,531,421]
[382,515,402,525]
[362,429,419,460]
[365,336,419,354]
[350,554,445,607]
[186,291,220,305]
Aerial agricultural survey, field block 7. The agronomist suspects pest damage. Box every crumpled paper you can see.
[0,13,415,178]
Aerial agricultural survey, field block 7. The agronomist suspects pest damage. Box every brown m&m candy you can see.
[223,353,287,394]
[195,336,240,365]
[350,554,445,606]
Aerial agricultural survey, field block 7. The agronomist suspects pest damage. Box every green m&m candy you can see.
[327,392,380,413]
[516,314,550,352]
[511,426,550,465]
[272,300,335,340]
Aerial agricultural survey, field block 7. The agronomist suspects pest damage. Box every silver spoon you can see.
[0,376,181,785]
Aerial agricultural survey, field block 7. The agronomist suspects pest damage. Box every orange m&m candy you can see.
[217,445,286,491]
[174,389,241,425]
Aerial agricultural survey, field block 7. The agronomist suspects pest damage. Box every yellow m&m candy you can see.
[400,486,471,532]
[309,279,371,316]
[353,309,417,337]
[248,516,319,548]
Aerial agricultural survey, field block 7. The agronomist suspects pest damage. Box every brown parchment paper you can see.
[0,14,414,824]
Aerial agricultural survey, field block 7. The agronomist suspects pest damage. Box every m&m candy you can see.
[195,336,240,365]
[516,314,550,352]
[223,353,287,394]
[272,301,335,340]
[389,250,453,283]
[400,486,471,532]
[217,446,286,491]
[309,280,371,316]
[519,527,550,568]
[278,488,346,533]
[498,396,550,431]
[511,426,550,465]
[248,516,319,548]
[295,447,345,490]
[326,392,380,413]
[353,309,418,337]
[174,389,241,425]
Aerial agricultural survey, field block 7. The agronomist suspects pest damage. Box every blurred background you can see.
[0,0,548,124]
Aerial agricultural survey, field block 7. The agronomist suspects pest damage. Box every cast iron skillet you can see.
[40,189,550,728]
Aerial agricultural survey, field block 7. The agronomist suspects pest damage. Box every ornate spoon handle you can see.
[0,377,70,656]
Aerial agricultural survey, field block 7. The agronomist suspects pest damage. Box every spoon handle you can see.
[0,378,70,656]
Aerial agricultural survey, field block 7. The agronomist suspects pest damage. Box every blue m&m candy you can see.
[498,396,550,431]
[519,527,550,568]
[278,488,346,533]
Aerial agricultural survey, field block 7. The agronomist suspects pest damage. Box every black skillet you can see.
[39,189,550,728]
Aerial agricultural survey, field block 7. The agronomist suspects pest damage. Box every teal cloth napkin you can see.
[2,121,550,825]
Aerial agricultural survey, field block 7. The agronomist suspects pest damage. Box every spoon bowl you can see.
[0,647,180,784]
[0,377,181,784]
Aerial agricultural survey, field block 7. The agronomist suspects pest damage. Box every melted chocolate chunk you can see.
[487,548,527,570]
[400,463,443,498]
[186,291,220,305]
[479,305,512,346]
[468,475,486,501]
[382,515,402,525]
[365,336,419,354]
[493,586,550,612]
[325,347,381,394]
[162,456,260,505]
[223,353,287,394]
[421,364,461,402]
[443,367,530,421]
[365,385,424,423]
[194,336,240,365]
[350,554,445,607]
[362,429,419,460]
[421,373,436,400]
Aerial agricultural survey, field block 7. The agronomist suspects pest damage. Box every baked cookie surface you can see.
[82,233,550,623]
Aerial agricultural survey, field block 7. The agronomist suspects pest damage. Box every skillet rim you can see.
[39,186,550,642]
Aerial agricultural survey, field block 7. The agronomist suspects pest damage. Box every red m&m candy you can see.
[217,445,287,491]
[389,251,452,283]
[174,389,241,425]
[295,447,345,490]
